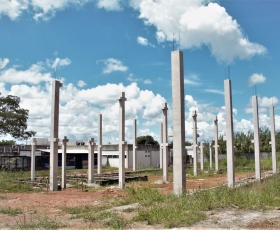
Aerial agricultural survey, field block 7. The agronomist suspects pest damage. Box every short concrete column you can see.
[88,138,96,184]
[192,110,198,177]
[98,114,102,174]
[214,116,219,171]
[200,142,204,171]
[133,119,137,171]
[209,144,212,169]
[49,80,62,191]
[270,105,277,174]
[125,144,129,168]
[162,103,169,182]
[224,79,235,187]
[61,136,69,189]
[160,123,163,169]
[118,92,126,189]
[31,138,37,181]
[252,95,261,180]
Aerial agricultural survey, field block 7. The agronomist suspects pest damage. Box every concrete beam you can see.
[31,138,37,181]
[214,116,219,171]
[160,122,163,169]
[118,92,126,189]
[209,144,212,169]
[88,138,96,184]
[192,110,198,177]
[49,80,62,191]
[162,102,169,182]
[133,119,137,171]
[252,95,261,180]
[98,114,102,174]
[270,105,277,174]
[224,79,235,187]
[61,136,69,189]
[200,142,204,171]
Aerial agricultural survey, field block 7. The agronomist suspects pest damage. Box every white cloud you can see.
[100,58,128,74]
[96,0,122,11]
[137,36,155,47]
[0,58,9,69]
[204,89,224,95]
[143,79,152,84]
[51,57,71,68]
[258,96,278,107]
[0,0,92,21]
[77,80,86,88]
[184,78,200,86]
[248,73,266,86]
[0,63,51,84]
[130,0,266,62]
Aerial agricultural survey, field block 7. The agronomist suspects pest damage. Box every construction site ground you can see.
[1,171,280,229]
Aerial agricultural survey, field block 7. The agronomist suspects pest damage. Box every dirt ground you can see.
[1,172,280,229]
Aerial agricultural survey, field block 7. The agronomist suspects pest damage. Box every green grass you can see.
[0,207,22,216]
[16,217,66,229]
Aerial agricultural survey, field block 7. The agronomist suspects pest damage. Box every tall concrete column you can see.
[31,138,37,181]
[49,80,62,191]
[192,110,198,177]
[270,105,277,174]
[61,136,69,189]
[162,103,169,182]
[171,50,186,195]
[98,114,102,174]
[224,79,235,187]
[252,96,261,180]
[118,92,127,189]
[214,116,219,171]
[160,123,163,169]
[133,119,137,171]
[88,138,96,184]
[209,144,212,169]
[200,142,204,171]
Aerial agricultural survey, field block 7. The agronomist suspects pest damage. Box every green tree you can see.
[0,140,16,145]
[136,135,159,145]
[0,95,35,139]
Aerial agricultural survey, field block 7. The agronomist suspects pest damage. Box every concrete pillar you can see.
[118,92,126,189]
[224,79,235,187]
[270,105,277,174]
[214,116,219,171]
[200,142,204,171]
[88,138,96,184]
[98,114,102,174]
[192,110,198,177]
[31,138,37,181]
[160,123,163,169]
[125,144,129,168]
[252,95,261,180]
[171,50,186,195]
[61,136,69,189]
[162,103,169,182]
[209,144,212,169]
[49,80,62,191]
[133,119,137,171]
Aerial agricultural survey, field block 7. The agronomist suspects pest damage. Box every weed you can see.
[17,217,66,229]
[0,207,22,216]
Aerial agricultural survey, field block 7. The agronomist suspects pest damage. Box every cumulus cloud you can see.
[0,63,51,84]
[143,79,152,84]
[77,80,86,88]
[0,0,92,20]
[0,58,9,69]
[51,57,71,68]
[137,36,155,47]
[100,58,128,74]
[130,0,266,62]
[245,96,278,114]
[96,0,122,11]
[248,73,266,86]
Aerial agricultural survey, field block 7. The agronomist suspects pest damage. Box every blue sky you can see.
[0,0,279,144]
